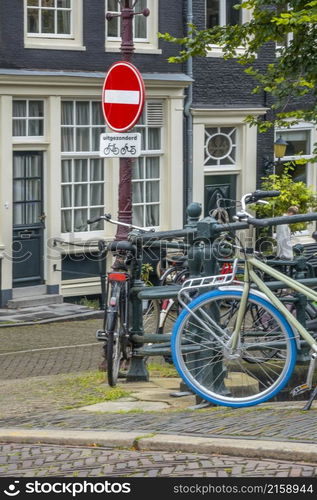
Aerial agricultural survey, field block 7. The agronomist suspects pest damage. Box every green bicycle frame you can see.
[231,255,317,355]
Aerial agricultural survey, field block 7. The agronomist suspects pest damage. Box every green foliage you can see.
[141,263,154,286]
[252,166,317,231]
[159,0,317,129]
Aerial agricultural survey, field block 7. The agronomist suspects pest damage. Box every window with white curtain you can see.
[61,101,105,234]
[132,101,163,228]
[105,0,160,54]
[24,0,84,50]
[26,0,72,36]
[13,100,44,137]
[106,0,147,40]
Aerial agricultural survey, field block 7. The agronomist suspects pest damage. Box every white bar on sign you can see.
[104,90,140,105]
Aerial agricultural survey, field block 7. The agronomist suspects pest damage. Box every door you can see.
[204,174,237,221]
[12,152,45,287]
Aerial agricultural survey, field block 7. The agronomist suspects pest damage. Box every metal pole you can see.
[106,0,150,241]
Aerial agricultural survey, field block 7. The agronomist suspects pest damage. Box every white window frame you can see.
[205,0,251,58]
[12,99,46,143]
[204,126,238,169]
[275,122,314,163]
[132,100,164,229]
[275,3,294,54]
[105,0,161,54]
[275,122,316,237]
[61,100,105,238]
[24,0,85,51]
[206,0,242,27]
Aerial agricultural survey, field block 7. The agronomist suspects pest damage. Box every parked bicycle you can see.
[87,214,156,386]
[171,190,317,409]
[87,213,187,385]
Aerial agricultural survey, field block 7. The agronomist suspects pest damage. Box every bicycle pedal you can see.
[290,384,310,397]
[96,330,107,341]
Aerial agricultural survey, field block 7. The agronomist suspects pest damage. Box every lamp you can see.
[264,136,289,175]
[274,136,288,161]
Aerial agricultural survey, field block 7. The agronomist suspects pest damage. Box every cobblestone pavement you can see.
[0,443,316,477]
[1,319,317,478]
[0,319,103,379]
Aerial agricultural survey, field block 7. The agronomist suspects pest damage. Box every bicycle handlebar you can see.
[87,215,102,225]
[245,190,281,204]
[87,212,154,233]
[248,212,317,228]
[107,241,136,253]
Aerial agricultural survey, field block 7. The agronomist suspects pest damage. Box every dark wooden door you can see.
[12,152,45,287]
[204,174,237,221]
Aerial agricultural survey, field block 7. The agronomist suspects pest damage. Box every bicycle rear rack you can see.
[180,259,238,293]
[177,259,238,313]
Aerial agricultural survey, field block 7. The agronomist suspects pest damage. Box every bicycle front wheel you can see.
[171,289,297,407]
[106,311,122,387]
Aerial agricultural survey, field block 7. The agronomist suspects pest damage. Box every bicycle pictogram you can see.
[103,142,119,156]
[120,144,137,156]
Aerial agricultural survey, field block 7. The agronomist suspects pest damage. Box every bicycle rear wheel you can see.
[171,288,297,407]
[106,311,122,387]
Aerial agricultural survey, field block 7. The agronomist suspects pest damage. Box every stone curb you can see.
[0,429,317,463]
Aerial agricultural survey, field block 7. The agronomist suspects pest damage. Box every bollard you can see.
[126,235,149,382]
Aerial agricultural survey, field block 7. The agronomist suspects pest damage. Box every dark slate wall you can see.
[0,0,184,73]
[191,0,274,108]
[190,0,275,183]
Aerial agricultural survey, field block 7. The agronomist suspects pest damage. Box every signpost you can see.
[102,61,145,133]
[100,60,145,240]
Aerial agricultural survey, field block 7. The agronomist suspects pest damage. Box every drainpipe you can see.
[183,0,193,221]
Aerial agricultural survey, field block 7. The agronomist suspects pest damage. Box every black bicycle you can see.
[87,214,154,386]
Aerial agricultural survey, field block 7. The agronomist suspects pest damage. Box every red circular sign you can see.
[102,61,145,132]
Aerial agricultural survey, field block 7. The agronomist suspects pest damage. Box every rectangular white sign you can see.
[99,133,141,158]
[104,90,140,104]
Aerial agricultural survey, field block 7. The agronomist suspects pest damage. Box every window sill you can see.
[206,45,247,59]
[204,165,241,173]
[105,44,161,55]
[25,41,86,51]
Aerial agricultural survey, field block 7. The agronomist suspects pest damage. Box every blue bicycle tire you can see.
[171,289,297,408]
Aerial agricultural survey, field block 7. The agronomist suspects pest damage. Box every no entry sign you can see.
[102,61,145,133]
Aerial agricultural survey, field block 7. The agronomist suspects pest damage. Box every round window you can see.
[207,133,232,160]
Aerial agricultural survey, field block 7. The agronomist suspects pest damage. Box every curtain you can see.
[61,102,74,151]
[146,205,159,227]
[134,0,146,38]
[13,101,26,136]
[57,10,71,34]
[74,209,88,232]
[74,159,88,182]
[62,210,72,233]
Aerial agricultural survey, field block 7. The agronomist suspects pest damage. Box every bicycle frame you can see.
[231,255,317,355]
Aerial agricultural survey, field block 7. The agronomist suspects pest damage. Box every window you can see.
[27,0,71,36]
[275,4,293,53]
[61,101,105,234]
[132,101,163,227]
[275,126,313,183]
[107,0,147,40]
[206,0,242,28]
[13,100,44,137]
[105,0,160,54]
[13,152,43,225]
[204,127,237,167]
[24,0,84,50]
